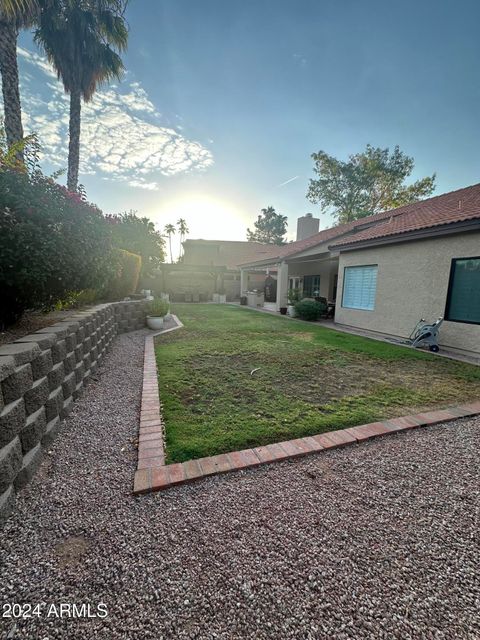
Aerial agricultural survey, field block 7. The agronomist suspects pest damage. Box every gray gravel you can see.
[1,329,479,640]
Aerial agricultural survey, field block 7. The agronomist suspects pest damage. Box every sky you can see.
[12,0,480,258]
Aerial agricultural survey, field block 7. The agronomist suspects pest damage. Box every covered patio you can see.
[239,244,340,312]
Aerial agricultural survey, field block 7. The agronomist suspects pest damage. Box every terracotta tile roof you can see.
[239,183,480,267]
[331,182,480,249]
[238,203,410,267]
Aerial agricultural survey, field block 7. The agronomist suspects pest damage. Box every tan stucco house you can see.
[239,183,480,358]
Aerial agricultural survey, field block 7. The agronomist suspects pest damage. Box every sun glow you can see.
[156,195,249,242]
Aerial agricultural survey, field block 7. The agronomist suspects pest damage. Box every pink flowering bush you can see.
[0,166,114,327]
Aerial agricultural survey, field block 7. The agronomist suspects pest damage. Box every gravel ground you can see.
[1,329,479,640]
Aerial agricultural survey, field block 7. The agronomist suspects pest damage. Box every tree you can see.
[177,218,189,261]
[247,206,287,245]
[106,210,165,277]
[34,0,128,192]
[0,0,38,156]
[164,223,176,263]
[307,145,436,224]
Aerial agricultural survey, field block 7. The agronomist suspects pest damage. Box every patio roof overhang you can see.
[239,243,336,270]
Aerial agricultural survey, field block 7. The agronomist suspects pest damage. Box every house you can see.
[239,183,480,358]
[152,239,280,301]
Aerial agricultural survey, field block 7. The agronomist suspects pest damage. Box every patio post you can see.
[276,261,289,311]
[240,268,248,295]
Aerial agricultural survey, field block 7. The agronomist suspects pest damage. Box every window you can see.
[289,276,301,290]
[342,265,378,311]
[445,257,480,324]
[303,275,320,297]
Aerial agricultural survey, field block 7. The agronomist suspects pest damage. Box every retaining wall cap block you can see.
[0,356,15,383]
[16,333,57,349]
[0,343,41,366]
[0,437,22,494]
[0,399,26,449]
[36,324,69,339]
[58,320,80,334]
[66,315,88,327]
[0,485,15,527]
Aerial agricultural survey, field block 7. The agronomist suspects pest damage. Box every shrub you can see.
[294,299,326,321]
[147,298,169,317]
[55,288,99,310]
[0,167,114,328]
[104,249,142,300]
[106,210,165,278]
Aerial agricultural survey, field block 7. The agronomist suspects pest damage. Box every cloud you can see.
[4,47,214,190]
[277,175,299,188]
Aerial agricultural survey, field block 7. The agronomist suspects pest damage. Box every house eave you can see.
[330,219,480,252]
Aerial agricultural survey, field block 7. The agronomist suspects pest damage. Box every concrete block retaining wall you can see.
[0,300,147,525]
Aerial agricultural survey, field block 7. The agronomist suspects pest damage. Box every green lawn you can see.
[155,304,480,463]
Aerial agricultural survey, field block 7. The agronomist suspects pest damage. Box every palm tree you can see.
[164,223,176,264]
[0,0,37,154]
[177,218,189,261]
[34,0,128,191]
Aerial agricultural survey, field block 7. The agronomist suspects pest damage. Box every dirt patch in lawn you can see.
[181,350,474,409]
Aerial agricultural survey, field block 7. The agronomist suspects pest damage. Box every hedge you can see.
[104,248,142,300]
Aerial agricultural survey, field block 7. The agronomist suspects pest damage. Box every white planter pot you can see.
[218,294,226,304]
[147,316,164,330]
[287,305,297,317]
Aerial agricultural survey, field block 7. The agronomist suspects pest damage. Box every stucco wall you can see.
[0,300,147,525]
[334,232,480,356]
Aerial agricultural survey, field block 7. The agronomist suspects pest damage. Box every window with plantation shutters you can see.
[342,265,378,311]
[445,257,480,324]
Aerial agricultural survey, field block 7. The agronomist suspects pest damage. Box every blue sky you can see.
[14,0,480,253]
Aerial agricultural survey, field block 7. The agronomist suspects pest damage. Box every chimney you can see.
[296,213,320,241]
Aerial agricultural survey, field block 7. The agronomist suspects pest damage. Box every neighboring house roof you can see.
[330,182,480,249]
[183,239,280,270]
[239,182,480,267]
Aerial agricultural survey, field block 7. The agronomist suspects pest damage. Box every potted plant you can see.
[287,288,302,317]
[146,298,169,330]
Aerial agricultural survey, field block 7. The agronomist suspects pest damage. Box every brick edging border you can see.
[136,314,184,471]
[134,318,480,494]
